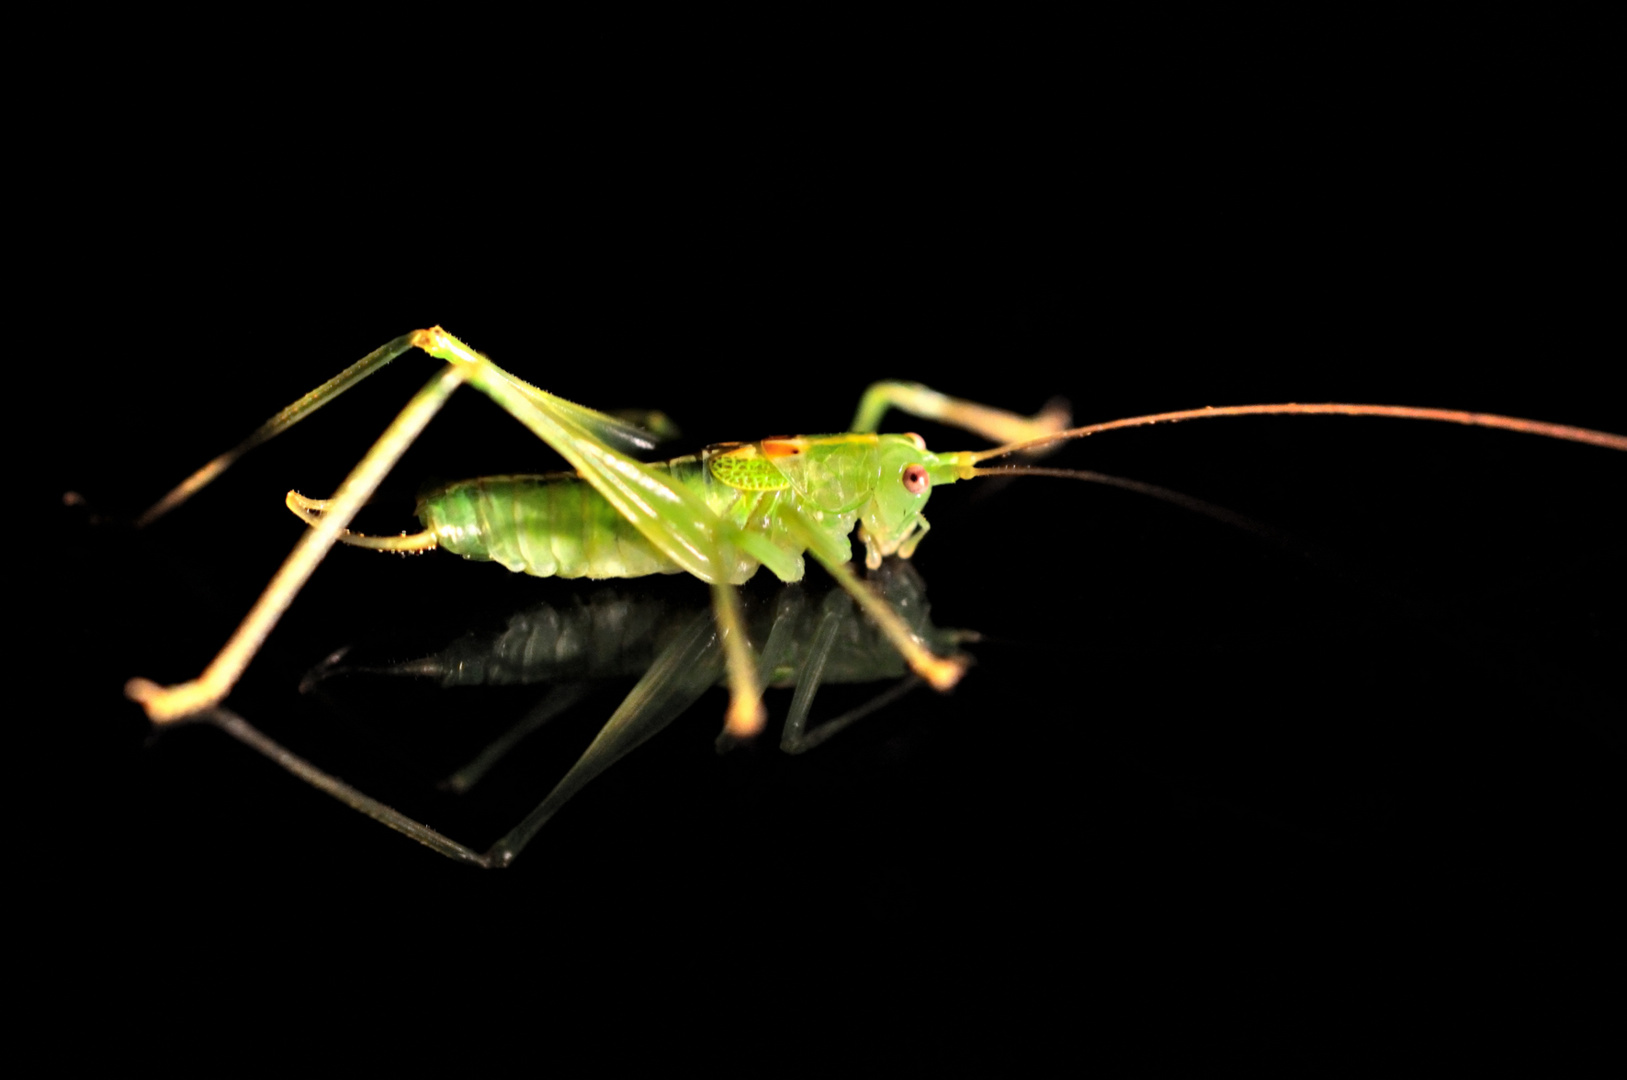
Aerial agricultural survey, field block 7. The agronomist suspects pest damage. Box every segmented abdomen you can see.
[417,472,689,579]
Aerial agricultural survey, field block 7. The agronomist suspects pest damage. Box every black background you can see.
[36,30,1620,1053]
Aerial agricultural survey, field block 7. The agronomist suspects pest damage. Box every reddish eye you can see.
[901,463,930,495]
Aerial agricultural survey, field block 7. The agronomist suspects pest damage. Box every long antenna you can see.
[968,403,1627,465]
[967,465,1304,549]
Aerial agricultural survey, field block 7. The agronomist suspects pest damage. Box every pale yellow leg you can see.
[850,380,1070,444]
[782,513,966,693]
[126,363,469,724]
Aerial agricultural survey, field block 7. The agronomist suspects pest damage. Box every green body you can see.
[416,433,970,585]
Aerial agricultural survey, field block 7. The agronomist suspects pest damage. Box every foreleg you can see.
[851,381,1069,444]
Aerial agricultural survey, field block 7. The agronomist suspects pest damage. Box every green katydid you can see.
[123,327,1627,867]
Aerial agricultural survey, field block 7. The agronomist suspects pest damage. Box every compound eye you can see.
[901,463,930,495]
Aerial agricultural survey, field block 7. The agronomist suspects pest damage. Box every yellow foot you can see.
[919,654,968,692]
[125,677,223,725]
[725,695,769,739]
